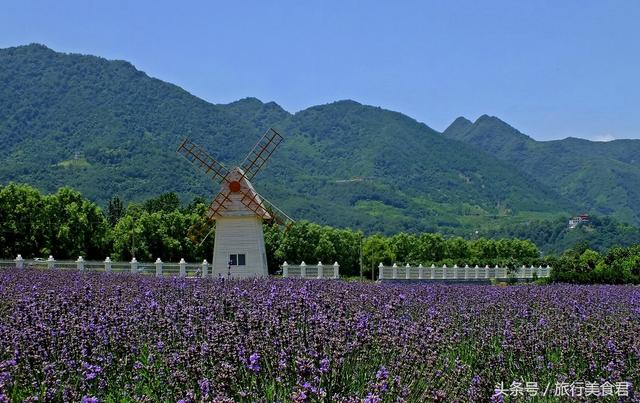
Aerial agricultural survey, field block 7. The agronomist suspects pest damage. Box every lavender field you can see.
[0,269,639,401]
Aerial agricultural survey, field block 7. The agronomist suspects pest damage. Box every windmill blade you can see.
[187,216,215,245]
[207,189,233,218]
[177,138,230,184]
[270,209,291,226]
[186,190,233,244]
[238,189,272,220]
[254,191,295,225]
[239,128,283,181]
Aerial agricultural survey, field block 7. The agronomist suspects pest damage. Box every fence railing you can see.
[3,254,211,278]
[2,255,343,280]
[281,261,340,279]
[377,263,551,281]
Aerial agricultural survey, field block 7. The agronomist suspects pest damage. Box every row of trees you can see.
[547,242,640,284]
[1,184,545,277]
[2,184,638,282]
[0,184,110,259]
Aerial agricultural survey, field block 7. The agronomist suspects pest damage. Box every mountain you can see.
[444,115,640,226]
[487,215,640,255]
[0,44,574,234]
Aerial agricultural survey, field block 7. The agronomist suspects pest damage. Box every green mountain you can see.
[487,215,640,255]
[0,44,574,234]
[444,115,640,226]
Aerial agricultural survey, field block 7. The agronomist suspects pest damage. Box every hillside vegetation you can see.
[0,44,573,234]
[3,184,640,278]
[444,115,640,226]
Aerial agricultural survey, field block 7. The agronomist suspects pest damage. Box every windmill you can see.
[177,128,291,278]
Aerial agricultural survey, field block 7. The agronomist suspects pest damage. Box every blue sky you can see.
[2,0,639,140]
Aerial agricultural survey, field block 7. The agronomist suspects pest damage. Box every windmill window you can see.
[229,254,246,266]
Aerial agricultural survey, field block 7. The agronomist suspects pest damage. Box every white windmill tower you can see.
[177,128,292,278]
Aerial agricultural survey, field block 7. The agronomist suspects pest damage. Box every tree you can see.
[143,192,180,213]
[41,187,111,259]
[0,183,49,257]
[389,232,418,265]
[362,235,394,278]
[330,228,361,277]
[111,205,208,262]
[444,237,470,264]
[275,221,322,265]
[107,196,125,227]
[412,233,445,264]
[263,222,283,274]
[314,231,336,265]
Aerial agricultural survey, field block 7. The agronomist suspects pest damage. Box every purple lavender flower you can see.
[376,367,389,381]
[364,392,382,403]
[198,378,210,396]
[319,358,330,373]
[247,352,261,373]
[1,269,639,401]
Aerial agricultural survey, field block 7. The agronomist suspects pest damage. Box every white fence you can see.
[281,261,340,279]
[378,263,551,281]
[1,255,211,278]
[1,255,342,279]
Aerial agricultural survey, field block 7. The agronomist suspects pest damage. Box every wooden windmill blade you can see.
[237,189,272,220]
[177,138,230,184]
[239,128,283,181]
[206,190,233,218]
[187,216,214,244]
[186,190,232,244]
[251,190,295,225]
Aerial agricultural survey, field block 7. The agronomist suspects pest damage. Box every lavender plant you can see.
[0,269,638,401]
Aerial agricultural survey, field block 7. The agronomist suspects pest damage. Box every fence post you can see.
[378,263,384,280]
[392,263,398,279]
[202,260,208,278]
[282,261,289,278]
[418,264,424,280]
[15,254,24,270]
[317,261,323,279]
[430,264,435,279]
[179,258,186,277]
[155,258,163,277]
[474,265,479,279]
[47,255,55,270]
[77,256,85,271]
[130,257,138,273]
[333,262,339,279]
[105,257,112,273]
[300,261,306,278]
[442,265,447,279]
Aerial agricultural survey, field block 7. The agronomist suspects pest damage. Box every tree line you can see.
[546,242,640,284]
[1,183,638,282]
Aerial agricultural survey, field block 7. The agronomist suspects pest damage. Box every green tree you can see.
[0,183,49,257]
[111,204,208,262]
[264,222,283,274]
[362,234,394,279]
[412,233,445,264]
[314,231,337,265]
[389,232,418,265]
[143,192,181,214]
[107,196,125,227]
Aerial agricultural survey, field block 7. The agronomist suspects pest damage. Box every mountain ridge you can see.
[444,115,640,225]
[1,43,631,235]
